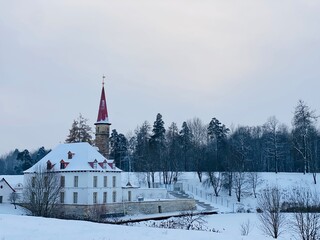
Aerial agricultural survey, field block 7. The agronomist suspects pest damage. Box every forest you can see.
[1,100,319,182]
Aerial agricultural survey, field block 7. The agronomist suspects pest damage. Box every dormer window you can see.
[60,160,65,169]
[68,151,73,159]
[103,160,107,169]
[93,159,98,169]
[47,160,52,170]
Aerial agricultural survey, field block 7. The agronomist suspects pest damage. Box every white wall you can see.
[61,171,122,204]
[0,179,14,203]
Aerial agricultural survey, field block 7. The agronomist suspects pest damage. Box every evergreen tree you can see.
[164,122,180,183]
[150,113,166,185]
[65,114,93,144]
[179,121,193,171]
[110,129,128,170]
[15,149,33,173]
[133,121,151,172]
[207,117,229,170]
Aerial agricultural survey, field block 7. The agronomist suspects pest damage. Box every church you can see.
[23,81,195,219]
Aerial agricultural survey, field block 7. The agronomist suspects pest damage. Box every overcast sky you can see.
[1,0,320,155]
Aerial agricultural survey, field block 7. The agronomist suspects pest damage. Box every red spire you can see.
[95,77,111,125]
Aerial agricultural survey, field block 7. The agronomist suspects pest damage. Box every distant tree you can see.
[66,113,93,144]
[24,166,62,217]
[15,149,33,173]
[207,117,229,171]
[292,100,318,175]
[233,171,249,202]
[165,122,180,184]
[149,113,166,186]
[257,186,285,239]
[229,126,252,171]
[34,147,50,162]
[179,121,193,171]
[247,172,262,198]
[110,129,128,170]
[9,192,20,209]
[187,118,207,182]
[133,121,152,186]
[263,116,284,173]
[203,172,222,197]
[290,187,320,240]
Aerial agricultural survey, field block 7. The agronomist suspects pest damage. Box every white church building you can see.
[24,142,123,205]
[22,81,195,218]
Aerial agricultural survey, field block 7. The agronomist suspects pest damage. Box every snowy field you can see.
[1,172,319,240]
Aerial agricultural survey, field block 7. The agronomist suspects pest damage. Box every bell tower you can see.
[94,76,111,158]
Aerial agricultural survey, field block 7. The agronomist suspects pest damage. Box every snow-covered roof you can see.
[0,175,24,188]
[24,142,121,173]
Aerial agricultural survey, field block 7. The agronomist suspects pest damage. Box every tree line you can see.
[109,100,320,183]
[0,147,51,175]
[1,100,319,180]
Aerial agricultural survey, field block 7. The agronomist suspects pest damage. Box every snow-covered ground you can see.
[1,172,318,240]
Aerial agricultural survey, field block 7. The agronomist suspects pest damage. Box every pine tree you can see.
[15,149,33,173]
[179,121,193,171]
[207,117,229,170]
[65,114,93,144]
[150,113,166,185]
[110,129,128,170]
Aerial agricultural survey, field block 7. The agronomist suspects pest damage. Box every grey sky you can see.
[1,0,320,154]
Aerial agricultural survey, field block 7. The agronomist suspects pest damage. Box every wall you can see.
[55,199,196,219]
[0,179,13,203]
[122,188,168,202]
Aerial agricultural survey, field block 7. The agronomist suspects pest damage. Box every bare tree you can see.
[233,171,248,202]
[240,219,252,236]
[289,187,320,240]
[187,118,208,182]
[257,186,286,239]
[247,172,262,198]
[292,100,318,175]
[180,211,207,230]
[203,172,222,197]
[263,116,286,173]
[24,166,62,217]
[9,192,20,209]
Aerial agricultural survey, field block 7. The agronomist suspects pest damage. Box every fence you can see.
[184,183,238,212]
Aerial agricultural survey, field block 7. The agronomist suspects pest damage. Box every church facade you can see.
[23,82,195,218]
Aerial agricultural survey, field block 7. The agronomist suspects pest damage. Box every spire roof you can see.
[95,79,111,125]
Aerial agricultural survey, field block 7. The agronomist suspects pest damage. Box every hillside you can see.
[1,172,319,240]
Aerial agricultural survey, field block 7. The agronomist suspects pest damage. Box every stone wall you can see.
[56,199,196,220]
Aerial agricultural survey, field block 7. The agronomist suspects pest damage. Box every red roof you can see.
[95,86,111,125]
